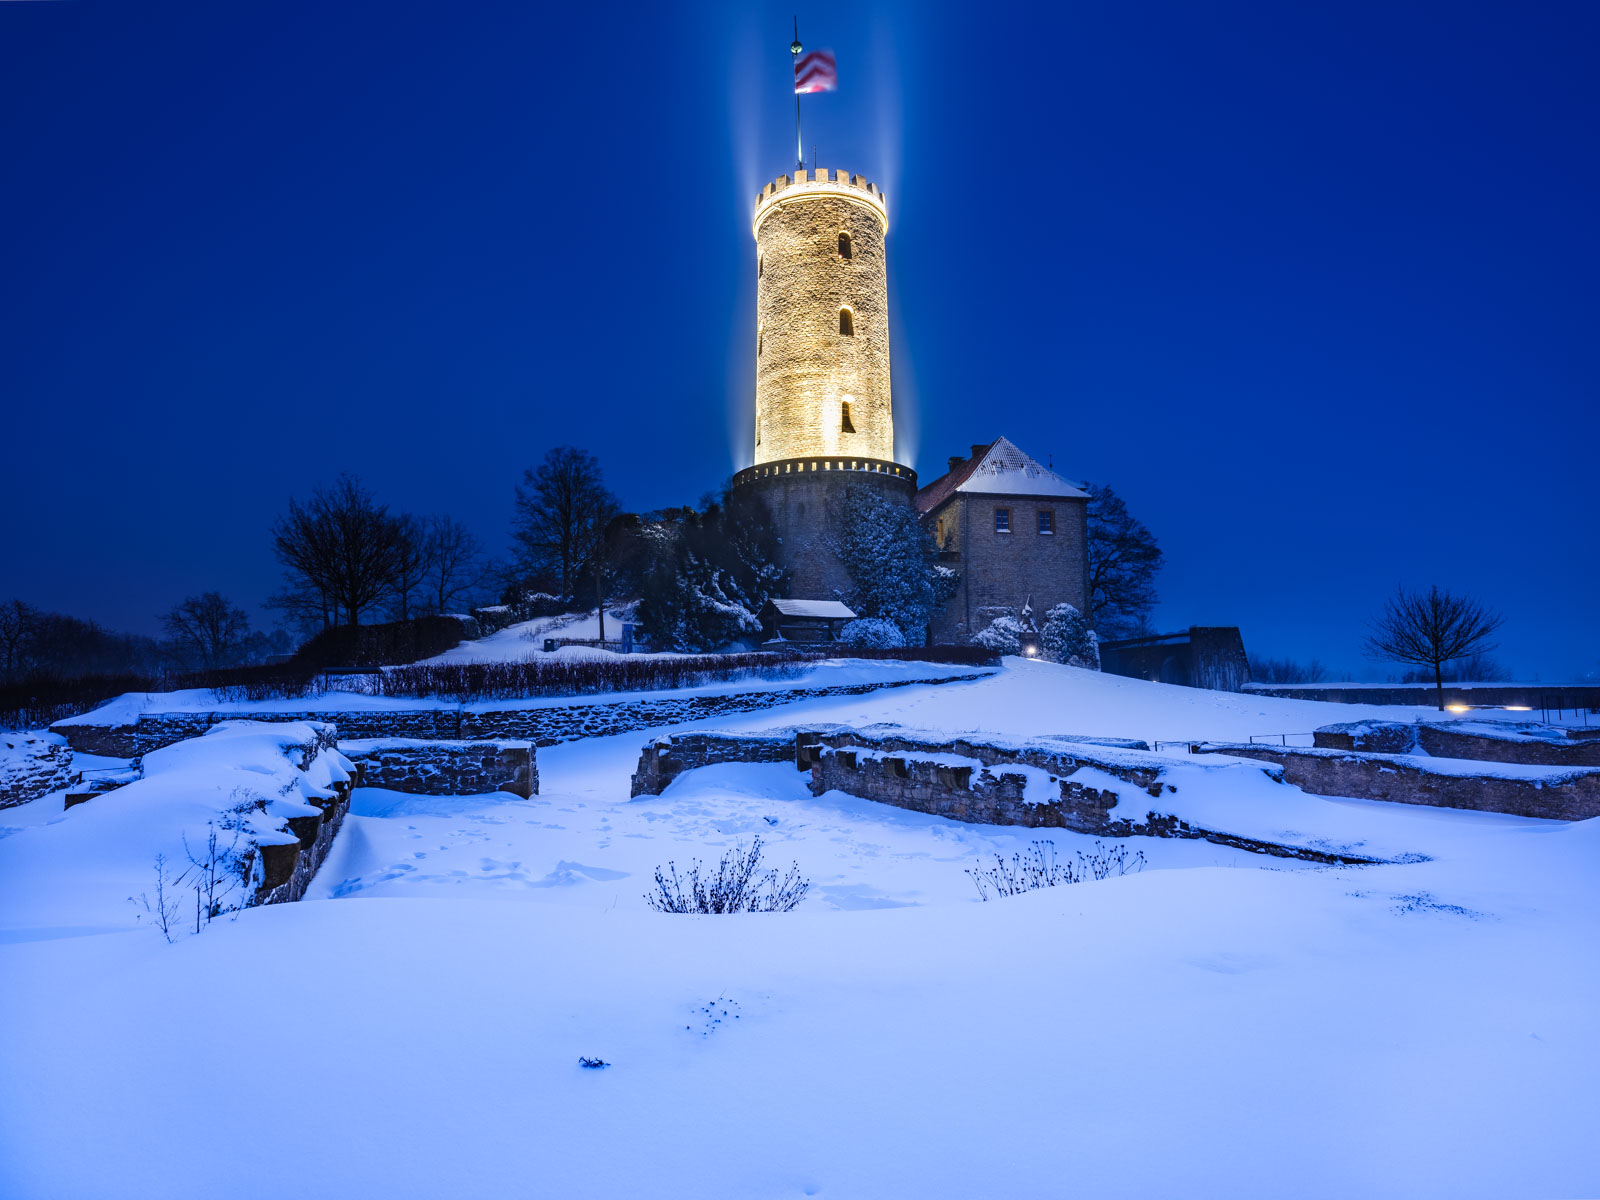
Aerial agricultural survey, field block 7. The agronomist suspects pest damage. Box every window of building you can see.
[1037,510,1054,534]
[839,308,854,336]
[840,400,855,433]
[758,252,763,278]
[838,232,852,260]
[995,508,1011,533]
[758,326,763,356]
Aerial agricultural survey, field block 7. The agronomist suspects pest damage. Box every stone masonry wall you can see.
[755,172,892,463]
[630,729,803,796]
[808,745,1374,863]
[251,724,357,907]
[628,726,1375,864]
[1204,743,1600,822]
[53,670,993,759]
[1313,721,1600,766]
[342,740,536,798]
[926,491,1089,645]
[1,731,78,810]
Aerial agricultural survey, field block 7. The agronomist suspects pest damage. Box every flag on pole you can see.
[794,49,837,94]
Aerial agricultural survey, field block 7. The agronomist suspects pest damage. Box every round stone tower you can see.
[753,169,894,461]
[734,168,917,600]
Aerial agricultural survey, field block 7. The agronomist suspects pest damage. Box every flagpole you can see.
[791,18,804,173]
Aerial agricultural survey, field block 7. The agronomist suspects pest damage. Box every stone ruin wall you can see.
[341,739,537,798]
[1314,721,1600,767]
[1205,742,1600,822]
[628,727,1380,865]
[0,732,78,810]
[51,670,993,759]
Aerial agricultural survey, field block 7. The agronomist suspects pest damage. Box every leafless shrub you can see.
[183,822,246,931]
[646,838,810,913]
[967,839,1147,901]
[131,853,181,942]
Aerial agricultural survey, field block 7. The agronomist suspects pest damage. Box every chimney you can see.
[970,443,989,460]
[947,455,965,474]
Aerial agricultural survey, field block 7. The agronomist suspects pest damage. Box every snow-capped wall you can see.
[1207,742,1600,821]
[341,739,537,798]
[0,731,76,810]
[52,669,994,758]
[1314,720,1600,767]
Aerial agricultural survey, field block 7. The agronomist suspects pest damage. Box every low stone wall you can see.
[811,746,1125,831]
[629,726,1377,864]
[0,731,78,810]
[52,670,994,759]
[342,739,537,798]
[1244,683,1600,709]
[253,727,358,906]
[1203,742,1600,821]
[803,728,1162,789]
[1314,720,1600,767]
[630,729,807,796]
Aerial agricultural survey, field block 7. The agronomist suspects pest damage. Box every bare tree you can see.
[388,515,431,622]
[1249,656,1330,684]
[511,447,618,599]
[1084,483,1164,639]
[272,474,406,628]
[162,592,251,670]
[1365,585,1505,710]
[0,599,35,681]
[423,515,492,614]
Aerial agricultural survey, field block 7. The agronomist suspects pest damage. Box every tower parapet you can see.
[753,169,888,239]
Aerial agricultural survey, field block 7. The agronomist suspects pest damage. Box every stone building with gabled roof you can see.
[915,437,1090,644]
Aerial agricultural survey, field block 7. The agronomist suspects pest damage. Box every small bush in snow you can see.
[966,840,1146,901]
[646,837,810,913]
[972,614,1025,655]
[578,1056,610,1069]
[837,618,907,649]
[183,822,246,931]
[1039,603,1100,670]
[131,853,182,942]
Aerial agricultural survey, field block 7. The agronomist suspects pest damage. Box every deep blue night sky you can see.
[1,0,1594,678]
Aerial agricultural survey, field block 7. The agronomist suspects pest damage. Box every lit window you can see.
[841,401,855,433]
[1038,510,1054,534]
[839,308,854,336]
[838,232,852,260]
[995,508,1011,533]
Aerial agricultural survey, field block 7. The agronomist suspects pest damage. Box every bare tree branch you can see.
[161,592,251,670]
[1364,585,1505,710]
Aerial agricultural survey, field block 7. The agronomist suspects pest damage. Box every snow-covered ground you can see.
[3,661,1598,1198]
[425,608,657,663]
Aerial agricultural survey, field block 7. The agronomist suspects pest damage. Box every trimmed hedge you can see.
[294,615,478,669]
[0,663,324,732]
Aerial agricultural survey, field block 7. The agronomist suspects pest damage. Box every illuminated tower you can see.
[734,168,917,601]
[753,170,894,461]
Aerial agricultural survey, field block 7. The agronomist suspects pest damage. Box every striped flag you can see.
[794,49,837,94]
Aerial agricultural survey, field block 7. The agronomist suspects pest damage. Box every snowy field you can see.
[3,661,1598,1199]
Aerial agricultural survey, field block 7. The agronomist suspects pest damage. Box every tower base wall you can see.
[734,457,916,601]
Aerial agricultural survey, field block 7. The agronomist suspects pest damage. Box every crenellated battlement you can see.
[753,168,888,238]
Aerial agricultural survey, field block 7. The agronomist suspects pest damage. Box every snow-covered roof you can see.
[767,599,857,620]
[954,437,1088,499]
[915,436,1087,514]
